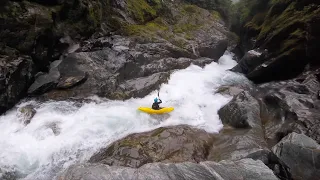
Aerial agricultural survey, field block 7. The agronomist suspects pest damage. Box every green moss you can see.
[257,2,320,42]
[173,23,200,34]
[211,10,221,20]
[106,16,125,30]
[88,2,102,27]
[185,33,193,40]
[280,39,300,52]
[123,18,169,37]
[120,1,220,49]
[127,0,162,23]
[183,4,199,14]
[119,138,142,148]
[171,38,188,49]
[290,29,305,39]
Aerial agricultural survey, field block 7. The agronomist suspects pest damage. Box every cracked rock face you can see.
[88,125,213,168]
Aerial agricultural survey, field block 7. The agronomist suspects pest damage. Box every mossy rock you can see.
[126,0,163,23]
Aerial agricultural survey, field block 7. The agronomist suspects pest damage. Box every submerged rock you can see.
[0,171,16,180]
[272,132,320,180]
[89,125,213,168]
[215,85,249,97]
[17,105,36,125]
[58,158,279,180]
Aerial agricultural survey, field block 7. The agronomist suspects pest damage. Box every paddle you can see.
[158,90,160,100]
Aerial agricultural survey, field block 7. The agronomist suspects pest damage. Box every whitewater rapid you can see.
[0,53,251,179]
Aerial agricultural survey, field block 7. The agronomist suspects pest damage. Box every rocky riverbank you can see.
[57,1,320,180]
[1,0,320,180]
[0,0,235,115]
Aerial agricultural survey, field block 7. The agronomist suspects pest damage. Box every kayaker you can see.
[152,97,162,110]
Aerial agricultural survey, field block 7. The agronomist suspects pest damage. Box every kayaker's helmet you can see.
[154,97,158,103]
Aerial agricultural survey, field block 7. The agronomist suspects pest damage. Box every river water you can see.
[0,53,251,179]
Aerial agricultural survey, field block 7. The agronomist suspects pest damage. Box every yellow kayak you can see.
[138,107,174,114]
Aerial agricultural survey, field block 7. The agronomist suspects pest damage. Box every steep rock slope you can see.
[0,0,235,114]
[231,0,320,83]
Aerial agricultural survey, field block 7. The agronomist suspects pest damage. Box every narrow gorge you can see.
[0,0,319,180]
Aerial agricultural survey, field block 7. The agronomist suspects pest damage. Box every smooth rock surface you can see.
[272,132,320,180]
[231,49,267,74]
[257,69,320,145]
[58,158,279,180]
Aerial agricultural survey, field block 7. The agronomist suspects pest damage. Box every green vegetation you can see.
[211,10,222,20]
[127,0,163,23]
[254,1,319,57]
[173,23,199,34]
[118,138,142,147]
[121,2,224,49]
[231,0,320,71]
[183,4,199,13]
[123,17,169,40]
[183,0,232,20]
[88,2,102,28]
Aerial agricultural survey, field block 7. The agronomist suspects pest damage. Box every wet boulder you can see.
[41,36,219,101]
[111,72,170,99]
[197,39,228,60]
[27,60,62,95]
[56,75,88,89]
[0,55,35,115]
[58,158,279,180]
[231,49,267,74]
[216,89,292,179]
[89,125,213,168]
[27,71,60,95]
[272,132,320,180]
[215,85,249,97]
[17,105,36,125]
[218,91,262,129]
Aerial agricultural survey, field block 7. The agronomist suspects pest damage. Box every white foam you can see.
[0,53,250,179]
[248,49,262,56]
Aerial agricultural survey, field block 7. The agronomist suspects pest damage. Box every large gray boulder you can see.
[257,69,320,145]
[89,125,213,168]
[41,36,223,101]
[58,158,279,180]
[231,49,267,74]
[218,91,262,129]
[272,132,320,180]
[217,91,267,159]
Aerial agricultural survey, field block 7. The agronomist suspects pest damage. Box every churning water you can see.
[0,53,250,179]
